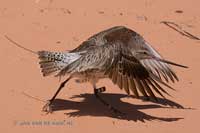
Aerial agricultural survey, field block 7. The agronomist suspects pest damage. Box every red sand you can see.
[0,0,199,132]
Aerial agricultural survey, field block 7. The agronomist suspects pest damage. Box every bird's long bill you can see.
[124,52,188,68]
[153,57,189,68]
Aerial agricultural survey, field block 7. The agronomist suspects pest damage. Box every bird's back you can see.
[70,26,140,52]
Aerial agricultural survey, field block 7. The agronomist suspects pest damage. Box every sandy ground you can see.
[0,0,200,132]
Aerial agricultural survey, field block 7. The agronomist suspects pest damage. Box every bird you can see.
[37,26,188,114]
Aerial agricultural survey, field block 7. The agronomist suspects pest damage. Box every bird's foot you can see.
[42,100,53,114]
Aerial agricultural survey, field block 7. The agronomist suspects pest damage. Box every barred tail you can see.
[38,51,67,76]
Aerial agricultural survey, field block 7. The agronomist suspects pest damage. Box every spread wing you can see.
[103,27,187,100]
[103,41,176,100]
[58,26,187,100]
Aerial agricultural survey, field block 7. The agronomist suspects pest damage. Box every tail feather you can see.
[38,51,82,77]
[38,51,67,76]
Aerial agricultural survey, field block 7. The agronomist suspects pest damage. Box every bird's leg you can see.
[42,77,71,113]
[94,87,125,115]
[95,86,106,93]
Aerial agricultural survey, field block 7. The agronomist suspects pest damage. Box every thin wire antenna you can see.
[161,21,200,40]
[4,35,38,55]
[22,91,45,103]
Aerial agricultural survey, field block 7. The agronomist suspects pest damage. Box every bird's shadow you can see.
[50,93,185,122]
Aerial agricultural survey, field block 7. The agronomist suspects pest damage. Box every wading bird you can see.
[38,26,187,114]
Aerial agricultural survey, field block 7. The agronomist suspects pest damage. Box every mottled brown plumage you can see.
[38,26,187,113]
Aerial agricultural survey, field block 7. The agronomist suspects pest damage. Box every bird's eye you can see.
[143,51,147,54]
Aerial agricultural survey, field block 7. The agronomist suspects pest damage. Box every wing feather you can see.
[129,77,139,98]
[146,78,165,98]
[123,75,130,95]
[135,77,149,98]
[141,80,157,100]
